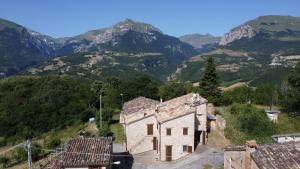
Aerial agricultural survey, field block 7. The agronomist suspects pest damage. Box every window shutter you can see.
[166,128,171,135]
[147,124,153,135]
[183,128,188,135]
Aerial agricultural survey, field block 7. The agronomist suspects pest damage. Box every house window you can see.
[166,128,171,136]
[147,124,153,135]
[183,128,188,135]
[183,145,188,152]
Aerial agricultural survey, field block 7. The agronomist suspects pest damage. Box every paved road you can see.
[132,148,223,169]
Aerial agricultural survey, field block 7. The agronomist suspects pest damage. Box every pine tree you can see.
[199,57,221,104]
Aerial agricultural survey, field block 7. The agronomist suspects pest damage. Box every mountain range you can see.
[1,15,300,84]
[0,18,197,78]
[179,33,221,51]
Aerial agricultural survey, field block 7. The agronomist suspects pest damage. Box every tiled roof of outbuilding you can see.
[43,137,112,169]
[251,141,300,169]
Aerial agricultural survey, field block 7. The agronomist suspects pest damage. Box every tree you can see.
[199,57,221,104]
[159,81,187,101]
[222,86,253,105]
[253,84,278,107]
[122,75,159,101]
[98,122,111,137]
[0,156,9,168]
[282,62,300,115]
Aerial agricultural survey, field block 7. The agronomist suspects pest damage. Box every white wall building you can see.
[120,93,208,161]
[272,133,300,143]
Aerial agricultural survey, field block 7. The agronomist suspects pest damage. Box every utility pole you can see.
[99,94,102,128]
[26,140,32,169]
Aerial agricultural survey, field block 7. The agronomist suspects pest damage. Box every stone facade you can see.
[120,93,208,161]
[160,113,195,160]
[125,115,158,154]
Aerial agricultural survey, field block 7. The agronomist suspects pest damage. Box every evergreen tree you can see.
[199,57,221,104]
[282,62,300,115]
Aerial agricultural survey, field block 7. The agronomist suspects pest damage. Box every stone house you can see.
[43,137,113,169]
[224,140,300,169]
[119,93,208,161]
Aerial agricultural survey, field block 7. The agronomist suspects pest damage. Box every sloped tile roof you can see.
[121,93,207,124]
[155,93,207,123]
[251,141,300,169]
[43,137,112,168]
[122,96,159,115]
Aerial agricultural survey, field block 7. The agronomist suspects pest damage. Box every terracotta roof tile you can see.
[43,137,112,168]
[251,142,300,169]
[120,93,207,124]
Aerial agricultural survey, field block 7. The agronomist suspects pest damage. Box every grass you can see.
[217,105,300,145]
[110,123,125,143]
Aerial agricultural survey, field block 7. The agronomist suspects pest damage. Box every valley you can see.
[1,12,300,169]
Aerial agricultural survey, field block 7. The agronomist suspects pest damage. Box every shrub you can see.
[99,122,111,137]
[12,147,27,163]
[47,137,61,149]
[231,104,276,138]
[0,156,10,168]
[0,137,6,147]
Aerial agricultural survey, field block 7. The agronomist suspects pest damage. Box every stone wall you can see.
[125,115,158,154]
[160,113,195,161]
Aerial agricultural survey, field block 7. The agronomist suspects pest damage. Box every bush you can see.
[0,137,6,147]
[31,143,43,161]
[0,156,10,168]
[231,104,276,139]
[47,137,61,149]
[99,122,111,137]
[12,147,27,163]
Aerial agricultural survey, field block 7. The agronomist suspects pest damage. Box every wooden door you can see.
[166,145,172,161]
[188,146,193,153]
[153,137,157,150]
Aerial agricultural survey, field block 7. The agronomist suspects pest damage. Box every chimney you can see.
[245,140,257,169]
[246,140,257,149]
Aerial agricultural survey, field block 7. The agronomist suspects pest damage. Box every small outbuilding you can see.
[43,137,113,169]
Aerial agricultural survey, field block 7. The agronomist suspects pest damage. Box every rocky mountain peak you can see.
[112,18,162,34]
[219,24,257,45]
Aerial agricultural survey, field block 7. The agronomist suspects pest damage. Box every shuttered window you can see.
[183,128,188,135]
[166,128,171,136]
[147,124,153,135]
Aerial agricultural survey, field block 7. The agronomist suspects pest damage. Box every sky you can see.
[0,0,300,38]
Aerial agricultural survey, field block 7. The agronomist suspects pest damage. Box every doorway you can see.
[166,145,172,161]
